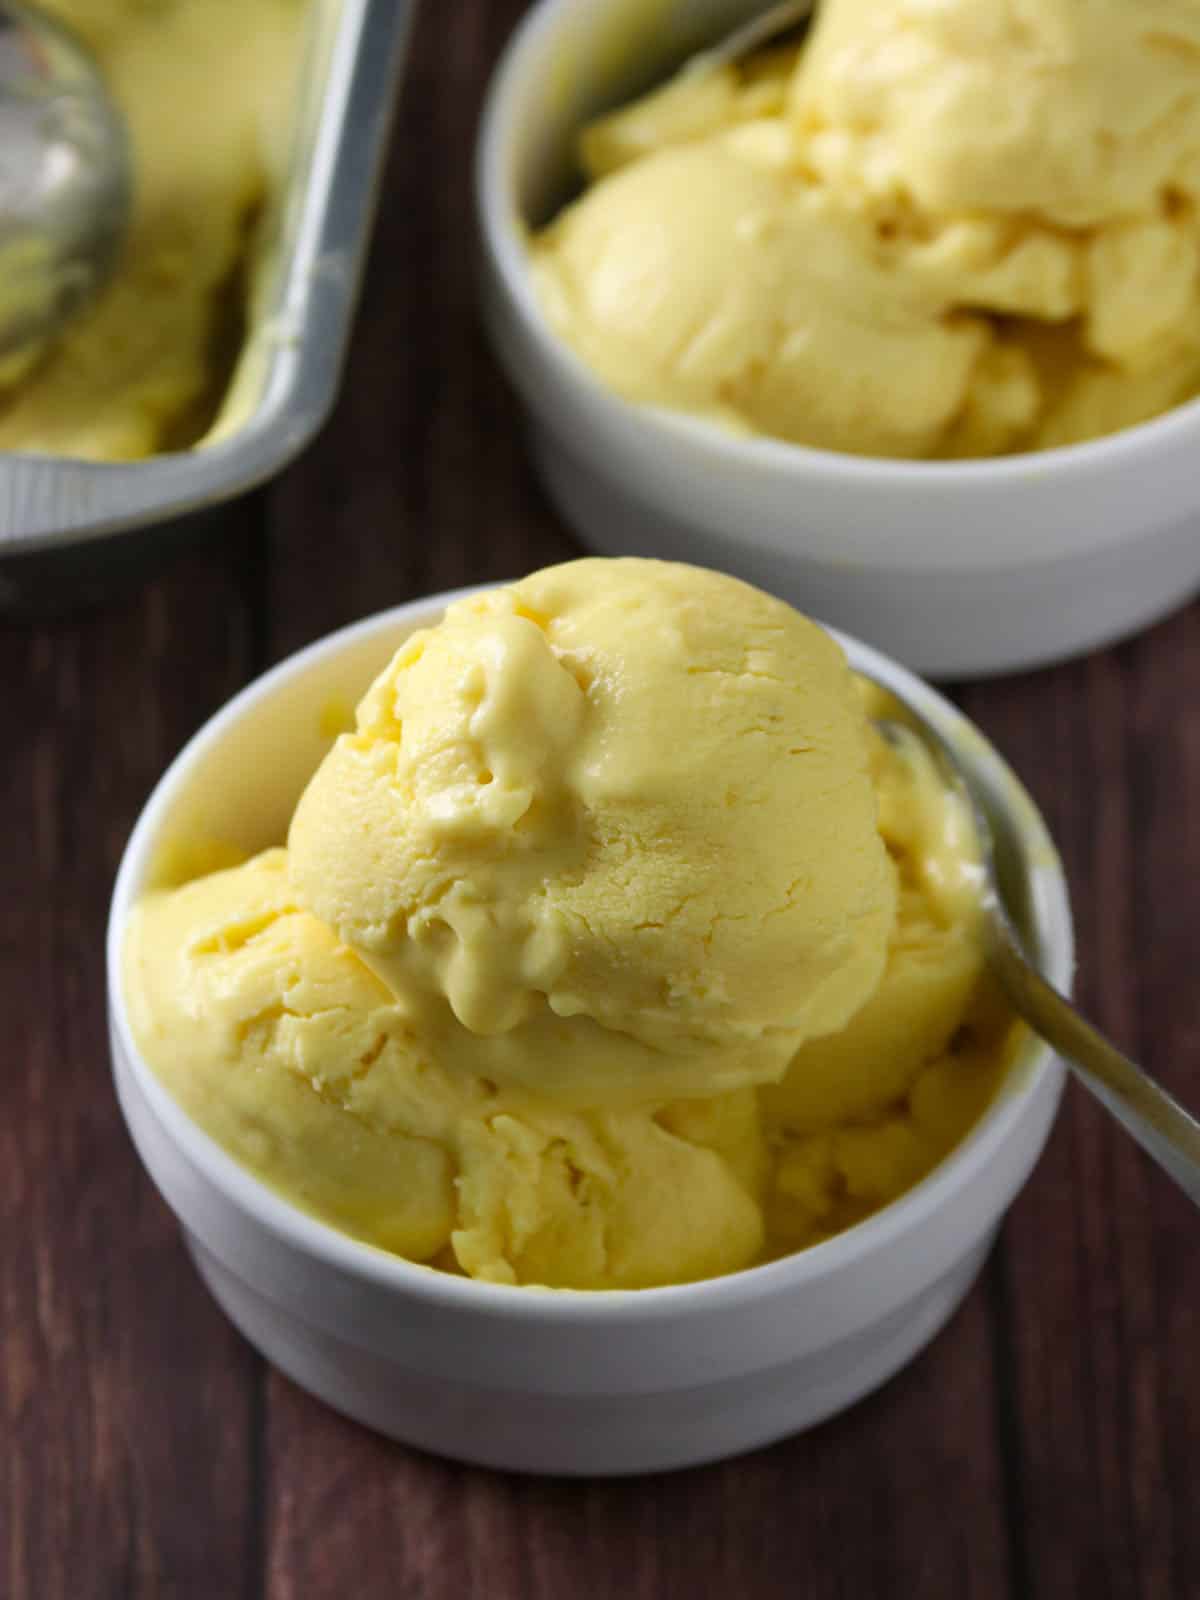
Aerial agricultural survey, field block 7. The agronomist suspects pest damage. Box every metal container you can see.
[0,0,415,610]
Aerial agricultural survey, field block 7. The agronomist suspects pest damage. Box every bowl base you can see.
[187,1231,995,1477]
[529,424,1200,681]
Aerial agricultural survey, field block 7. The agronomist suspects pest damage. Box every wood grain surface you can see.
[4,3,1199,1595]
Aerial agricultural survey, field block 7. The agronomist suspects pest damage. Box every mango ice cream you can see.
[123,559,1020,1288]
[288,561,896,1106]
[531,0,1200,459]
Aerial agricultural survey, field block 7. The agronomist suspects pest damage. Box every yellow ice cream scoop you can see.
[123,848,767,1289]
[793,0,1200,230]
[289,558,897,1107]
[531,133,990,459]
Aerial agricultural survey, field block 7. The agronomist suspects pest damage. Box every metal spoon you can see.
[683,0,815,75]
[870,681,1200,1205]
[0,1,131,362]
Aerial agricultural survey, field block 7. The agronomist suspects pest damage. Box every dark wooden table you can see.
[4,4,1199,1595]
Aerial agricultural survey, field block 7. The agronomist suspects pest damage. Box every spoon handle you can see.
[687,0,814,72]
[987,917,1200,1204]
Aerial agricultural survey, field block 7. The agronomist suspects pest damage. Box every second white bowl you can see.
[476,0,1200,679]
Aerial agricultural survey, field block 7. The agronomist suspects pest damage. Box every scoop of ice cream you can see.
[763,723,1017,1247]
[123,849,766,1288]
[794,0,1200,391]
[793,0,1200,229]
[532,133,992,458]
[289,559,897,1106]
[531,0,1200,457]
[763,721,987,1134]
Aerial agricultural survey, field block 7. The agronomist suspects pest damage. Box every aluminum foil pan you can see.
[0,0,415,609]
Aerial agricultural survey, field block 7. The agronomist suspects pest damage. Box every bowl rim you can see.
[107,581,1074,1325]
[474,0,1200,492]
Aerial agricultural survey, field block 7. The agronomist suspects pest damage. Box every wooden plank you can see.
[1,519,266,1600]
[262,1275,1013,1600]
[1128,603,1200,1596]
[960,596,1200,1599]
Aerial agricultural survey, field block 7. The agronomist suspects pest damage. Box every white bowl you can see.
[107,589,1073,1476]
[476,0,1200,679]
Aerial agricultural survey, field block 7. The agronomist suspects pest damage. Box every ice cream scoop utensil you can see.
[683,0,813,74]
[872,692,1200,1205]
[0,1,131,359]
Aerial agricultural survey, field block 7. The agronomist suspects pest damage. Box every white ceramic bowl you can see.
[107,589,1073,1476]
[476,0,1200,679]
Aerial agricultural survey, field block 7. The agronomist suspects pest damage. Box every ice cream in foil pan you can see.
[0,0,416,607]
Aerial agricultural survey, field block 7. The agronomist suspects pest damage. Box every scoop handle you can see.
[987,913,1200,1205]
[687,0,814,72]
